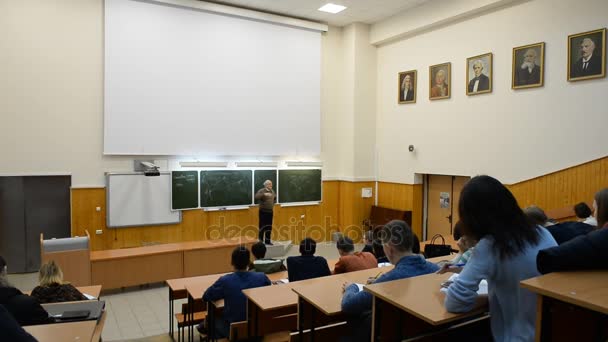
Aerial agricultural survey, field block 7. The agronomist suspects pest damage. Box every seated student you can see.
[437,221,478,274]
[361,230,373,254]
[524,205,592,244]
[201,246,271,339]
[31,260,87,304]
[372,239,389,264]
[0,256,52,326]
[341,220,439,341]
[574,201,597,226]
[537,188,608,273]
[0,305,37,342]
[249,242,285,274]
[286,238,331,282]
[333,237,377,274]
[444,176,557,342]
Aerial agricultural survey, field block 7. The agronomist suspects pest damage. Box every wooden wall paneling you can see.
[71,188,106,251]
[183,247,235,277]
[412,184,423,239]
[507,156,608,217]
[377,182,414,211]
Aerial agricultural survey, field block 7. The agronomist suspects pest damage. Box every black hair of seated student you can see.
[412,233,420,254]
[574,202,592,220]
[523,205,549,227]
[453,221,464,241]
[251,242,267,260]
[231,246,250,271]
[595,188,608,228]
[459,175,539,259]
[372,240,387,262]
[299,237,317,256]
[336,236,355,253]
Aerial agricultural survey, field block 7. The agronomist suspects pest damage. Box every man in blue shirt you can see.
[341,220,439,341]
[202,246,271,338]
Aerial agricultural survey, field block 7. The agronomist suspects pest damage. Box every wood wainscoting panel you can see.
[508,156,608,220]
[71,181,343,251]
[376,182,421,237]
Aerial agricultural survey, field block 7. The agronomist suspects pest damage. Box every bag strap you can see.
[430,234,446,245]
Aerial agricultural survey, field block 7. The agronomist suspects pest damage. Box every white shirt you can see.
[472,79,480,92]
[582,54,593,69]
[583,216,597,226]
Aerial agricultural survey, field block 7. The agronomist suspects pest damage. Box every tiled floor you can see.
[7,241,351,342]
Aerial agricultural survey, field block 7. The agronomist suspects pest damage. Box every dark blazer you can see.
[571,53,603,78]
[361,244,373,254]
[286,255,331,282]
[546,221,593,245]
[537,228,608,274]
[515,64,541,85]
[401,89,414,102]
[0,305,37,342]
[468,73,490,93]
[0,286,52,326]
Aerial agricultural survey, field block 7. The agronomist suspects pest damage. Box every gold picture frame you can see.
[398,70,417,104]
[466,53,493,96]
[567,28,606,82]
[429,62,451,100]
[512,42,545,89]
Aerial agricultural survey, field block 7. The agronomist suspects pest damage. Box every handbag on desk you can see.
[424,234,453,258]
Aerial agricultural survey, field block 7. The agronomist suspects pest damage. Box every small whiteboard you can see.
[106,173,181,228]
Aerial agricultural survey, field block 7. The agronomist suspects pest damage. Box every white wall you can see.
[375,0,608,184]
[0,0,347,186]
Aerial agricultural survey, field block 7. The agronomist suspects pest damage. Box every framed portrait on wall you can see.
[398,70,417,104]
[567,28,606,82]
[466,53,493,96]
[512,42,545,89]
[429,62,451,100]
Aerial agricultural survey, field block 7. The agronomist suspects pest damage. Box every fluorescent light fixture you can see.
[235,162,278,167]
[179,161,228,167]
[318,3,347,14]
[286,161,323,167]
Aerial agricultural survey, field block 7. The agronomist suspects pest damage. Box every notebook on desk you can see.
[42,300,105,322]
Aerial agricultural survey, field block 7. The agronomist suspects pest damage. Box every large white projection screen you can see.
[104,0,321,156]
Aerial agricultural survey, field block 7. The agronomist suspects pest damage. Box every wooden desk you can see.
[291,266,394,341]
[91,237,256,289]
[521,271,608,342]
[24,320,97,342]
[365,273,488,341]
[242,258,341,339]
[24,311,107,342]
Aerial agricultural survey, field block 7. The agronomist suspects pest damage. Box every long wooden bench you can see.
[545,201,594,222]
[90,237,257,289]
[363,205,412,230]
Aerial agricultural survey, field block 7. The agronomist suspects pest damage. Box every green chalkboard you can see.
[278,169,322,203]
[200,170,253,207]
[171,171,199,210]
[254,170,277,204]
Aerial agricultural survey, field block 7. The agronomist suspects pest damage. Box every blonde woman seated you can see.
[30,261,87,304]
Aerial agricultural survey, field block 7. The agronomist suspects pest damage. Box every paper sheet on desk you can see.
[84,293,96,300]
[356,283,364,292]
[440,274,488,295]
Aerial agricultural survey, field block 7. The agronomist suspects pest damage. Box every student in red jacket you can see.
[333,237,377,274]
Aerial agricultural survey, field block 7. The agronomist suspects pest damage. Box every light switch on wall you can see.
[95,207,101,212]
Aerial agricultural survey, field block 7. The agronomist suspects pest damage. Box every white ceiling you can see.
[206,0,432,27]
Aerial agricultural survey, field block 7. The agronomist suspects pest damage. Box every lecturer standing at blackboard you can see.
[255,180,276,245]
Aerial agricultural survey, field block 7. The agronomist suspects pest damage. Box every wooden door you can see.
[426,175,470,239]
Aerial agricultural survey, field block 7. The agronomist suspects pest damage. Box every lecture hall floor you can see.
[7,242,347,341]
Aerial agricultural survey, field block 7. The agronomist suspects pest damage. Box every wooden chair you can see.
[176,300,207,342]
